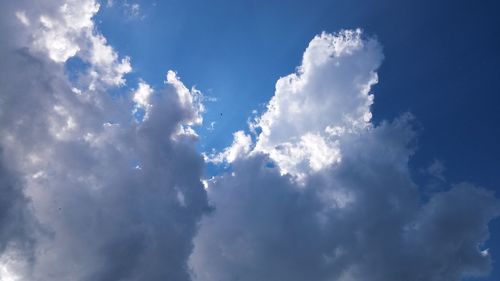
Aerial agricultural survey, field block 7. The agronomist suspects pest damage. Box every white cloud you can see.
[16,0,132,88]
[166,70,205,126]
[252,29,382,178]
[132,80,154,120]
[86,34,132,87]
[189,30,500,281]
[15,11,30,26]
[206,131,252,164]
[210,30,382,180]
[133,81,153,109]
[32,1,98,63]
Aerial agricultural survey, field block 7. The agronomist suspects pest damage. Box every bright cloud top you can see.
[14,0,131,89]
[255,30,381,175]
[212,29,382,179]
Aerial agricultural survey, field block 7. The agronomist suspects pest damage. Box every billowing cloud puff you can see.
[254,29,382,178]
[205,130,253,164]
[0,1,208,280]
[189,30,500,281]
[4,0,131,89]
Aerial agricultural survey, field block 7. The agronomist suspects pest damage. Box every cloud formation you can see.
[254,29,382,178]
[0,1,208,280]
[6,0,131,89]
[189,30,500,281]
[0,1,498,281]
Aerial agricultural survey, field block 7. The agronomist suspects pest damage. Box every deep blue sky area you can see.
[96,1,500,278]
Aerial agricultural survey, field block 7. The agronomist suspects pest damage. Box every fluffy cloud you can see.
[6,0,131,89]
[1,1,498,280]
[205,130,253,164]
[0,1,208,280]
[254,29,382,179]
[189,30,500,281]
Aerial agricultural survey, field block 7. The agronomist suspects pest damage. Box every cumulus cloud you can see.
[132,80,154,121]
[205,130,253,164]
[1,1,498,280]
[8,0,131,89]
[0,1,208,280]
[253,29,382,179]
[190,30,500,281]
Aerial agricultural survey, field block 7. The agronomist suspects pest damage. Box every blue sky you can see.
[1,0,500,280]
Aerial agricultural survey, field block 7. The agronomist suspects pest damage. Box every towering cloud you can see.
[189,30,500,281]
[0,1,208,280]
[254,30,381,178]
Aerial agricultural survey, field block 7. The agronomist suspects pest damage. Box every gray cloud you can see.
[0,148,35,263]
[0,1,208,280]
[189,31,500,281]
[191,118,499,281]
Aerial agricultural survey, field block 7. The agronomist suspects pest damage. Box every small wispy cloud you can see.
[106,0,145,20]
[123,1,141,19]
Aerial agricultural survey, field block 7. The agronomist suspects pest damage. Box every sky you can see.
[0,0,499,280]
